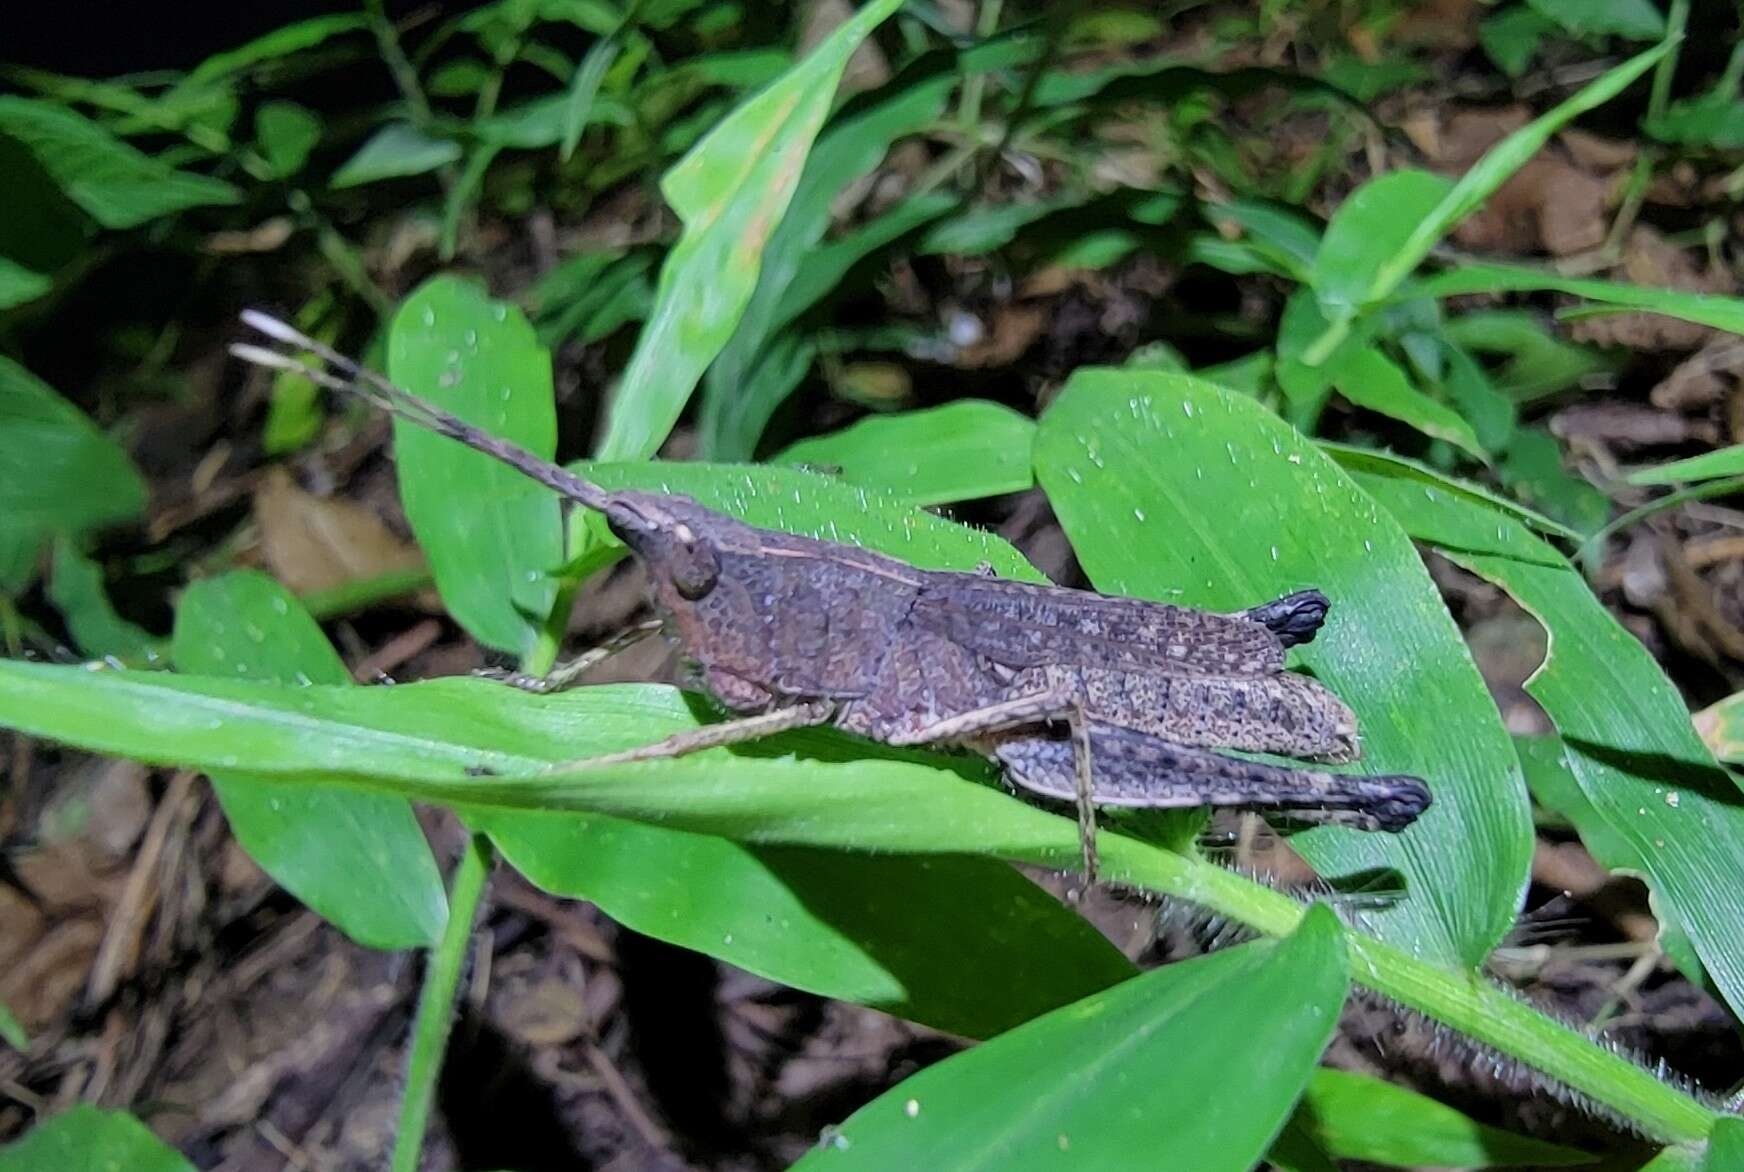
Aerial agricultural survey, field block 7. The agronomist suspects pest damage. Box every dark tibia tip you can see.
[1364,775,1433,831]
[1245,589,1331,647]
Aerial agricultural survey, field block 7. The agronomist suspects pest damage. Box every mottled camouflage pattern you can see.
[233,313,1432,833]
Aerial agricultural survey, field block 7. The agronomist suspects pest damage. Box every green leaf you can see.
[0,356,147,581]
[1480,6,1556,77]
[0,96,240,228]
[1496,427,1611,536]
[1332,345,1487,459]
[0,1105,194,1172]
[791,906,1347,1171]
[1359,41,1670,307]
[1628,445,1744,486]
[184,13,368,84]
[1440,309,1615,403]
[1341,450,1744,1023]
[255,101,322,178]
[567,459,1045,580]
[1516,733,1704,987]
[1526,0,1666,40]
[559,24,624,160]
[695,40,1024,460]
[594,0,905,460]
[1291,1067,1594,1167]
[173,571,447,951]
[1408,263,1744,335]
[1313,169,1454,321]
[0,257,51,309]
[477,811,1136,1037]
[46,539,158,661]
[330,122,461,188]
[774,402,1036,506]
[388,277,565,657]
[1436,339,1517,453]
[0,1000,24,1051]
[1704,1118,1744,1171]
[1033,371,1533,966]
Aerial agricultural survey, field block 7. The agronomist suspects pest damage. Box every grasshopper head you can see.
[604,492,722,601]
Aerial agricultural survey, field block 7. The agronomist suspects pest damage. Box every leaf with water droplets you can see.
[173,571,446,950]
[389,276,564,657]
[1034,369,1532,966]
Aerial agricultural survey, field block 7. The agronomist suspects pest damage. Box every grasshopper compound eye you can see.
[669,528,720,600]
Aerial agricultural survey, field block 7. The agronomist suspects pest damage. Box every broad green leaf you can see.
[1440,309,1615,403]
[174,571,447,951]
[1480,6,1555,76]
[0,96,240,228]
[1340,449,1744,1022]
[1516,733,1704,986]
[0,356,147,577]
[330,122,461,188]
[1408,264,1744,336]
[1201,197,1321,283]
[0,1001,23,1051]
[1645,41,1744,149]
[477,811,1136,1038]
[696,42,1005,459]
[0,1106,193,1172]
[565,459,1045,580]
[774,402,1036,506]
[388,277,565,657]
[0,660,1725,1143]
[1034,371,1532,966]
[0,257,51,309]
[1496,427,1611,536]
[1628,445,1744,486]
[1526,0,1666,40]
[1704,1118,1744,1171]
[595,0,905,460]
[255,101,322,178]
[1313,169,1454,321]
[474,93,631,149]
[0,670,1093,865]
[1362,42,1670,306]
[791,906,1347,1172]
[1291,1067,1594,1167]
[1332,345,1486,459]
[1436,339,1517,453]
[47,540,157,661]
[184,13,368,84]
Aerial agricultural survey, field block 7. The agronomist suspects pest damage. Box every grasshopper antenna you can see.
[230,310,615,513]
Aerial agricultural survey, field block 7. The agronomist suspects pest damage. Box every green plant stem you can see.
[365,0,433,126]
[390,832,492,1172]
[1102,838,1717,1143]
[1647,0,1690,125]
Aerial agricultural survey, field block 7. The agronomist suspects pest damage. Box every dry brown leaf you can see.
[252,467,425,597]
[1650,339,1744,410]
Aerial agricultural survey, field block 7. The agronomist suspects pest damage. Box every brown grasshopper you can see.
[232,311,1431,880]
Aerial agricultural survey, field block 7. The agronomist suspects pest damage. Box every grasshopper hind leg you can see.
[1240,589,1330,647]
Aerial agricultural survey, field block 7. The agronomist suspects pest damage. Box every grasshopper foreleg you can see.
[483,619,666,694]
[542,700,836,773]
